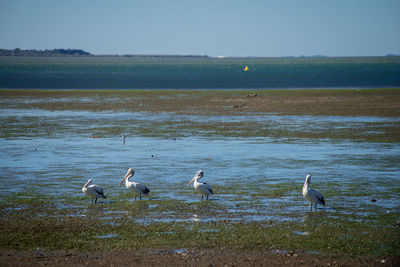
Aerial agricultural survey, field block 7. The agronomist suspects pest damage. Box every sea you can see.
[0,56,400,89]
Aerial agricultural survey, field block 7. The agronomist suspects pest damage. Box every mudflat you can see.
[1,88,399,266]
[2,88,399,117]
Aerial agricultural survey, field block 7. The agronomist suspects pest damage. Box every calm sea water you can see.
[1,56,400,89]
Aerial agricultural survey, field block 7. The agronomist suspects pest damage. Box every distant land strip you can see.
[0,48,209,58]
[1,48,399,58]
[0,48,91,57]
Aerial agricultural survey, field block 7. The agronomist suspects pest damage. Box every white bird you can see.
[82,179,106,204]
[120,168,150,200]
[302,174,325,211]
[187,170,214,200]
[121,134,125,145]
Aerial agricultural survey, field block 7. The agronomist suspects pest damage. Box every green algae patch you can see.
[1,209,399,256]
[1,188,399,256]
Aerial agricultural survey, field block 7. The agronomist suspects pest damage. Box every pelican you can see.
[187,170,214,200]
[302,175,325,211]
[82,179,106,204]
[120,168,150,200]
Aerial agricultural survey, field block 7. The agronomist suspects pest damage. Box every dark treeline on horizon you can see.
[0,48,91,57]
[0,48,209,58]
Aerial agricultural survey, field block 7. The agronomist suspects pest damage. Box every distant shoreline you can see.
[0,48,209,58]
[0,86,400,94]
[1,48,399,58]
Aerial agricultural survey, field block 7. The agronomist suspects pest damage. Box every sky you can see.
[0,0,399,57]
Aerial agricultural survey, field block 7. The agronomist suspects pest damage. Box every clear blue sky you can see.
[1,0,399,57]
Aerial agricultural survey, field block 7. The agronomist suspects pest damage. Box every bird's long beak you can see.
[187,175,197,186]
[120,171,132,186]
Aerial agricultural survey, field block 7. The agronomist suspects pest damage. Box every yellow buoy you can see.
[244,66,249,71]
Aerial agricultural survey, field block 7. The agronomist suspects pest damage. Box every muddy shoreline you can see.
[2,88,400,117]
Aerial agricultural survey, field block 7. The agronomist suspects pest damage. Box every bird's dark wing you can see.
[143,186,150,194]
[204,182,214,194]
[93,186,105,198]
[317,194,325,206]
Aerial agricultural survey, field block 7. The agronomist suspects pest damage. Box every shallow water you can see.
[0,103,399,225]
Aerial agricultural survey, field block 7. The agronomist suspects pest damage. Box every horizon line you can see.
[0,48,399,58]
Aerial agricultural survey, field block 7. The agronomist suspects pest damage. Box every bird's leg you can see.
[206,195,209,200]
[310,203,312,211]
[140,194,142,200]
[201,195,204,201]
[95,198,97,204]
[134,194,137,201]
[315,204,317,211]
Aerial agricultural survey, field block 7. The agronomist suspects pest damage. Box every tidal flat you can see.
[0,89,399,265]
